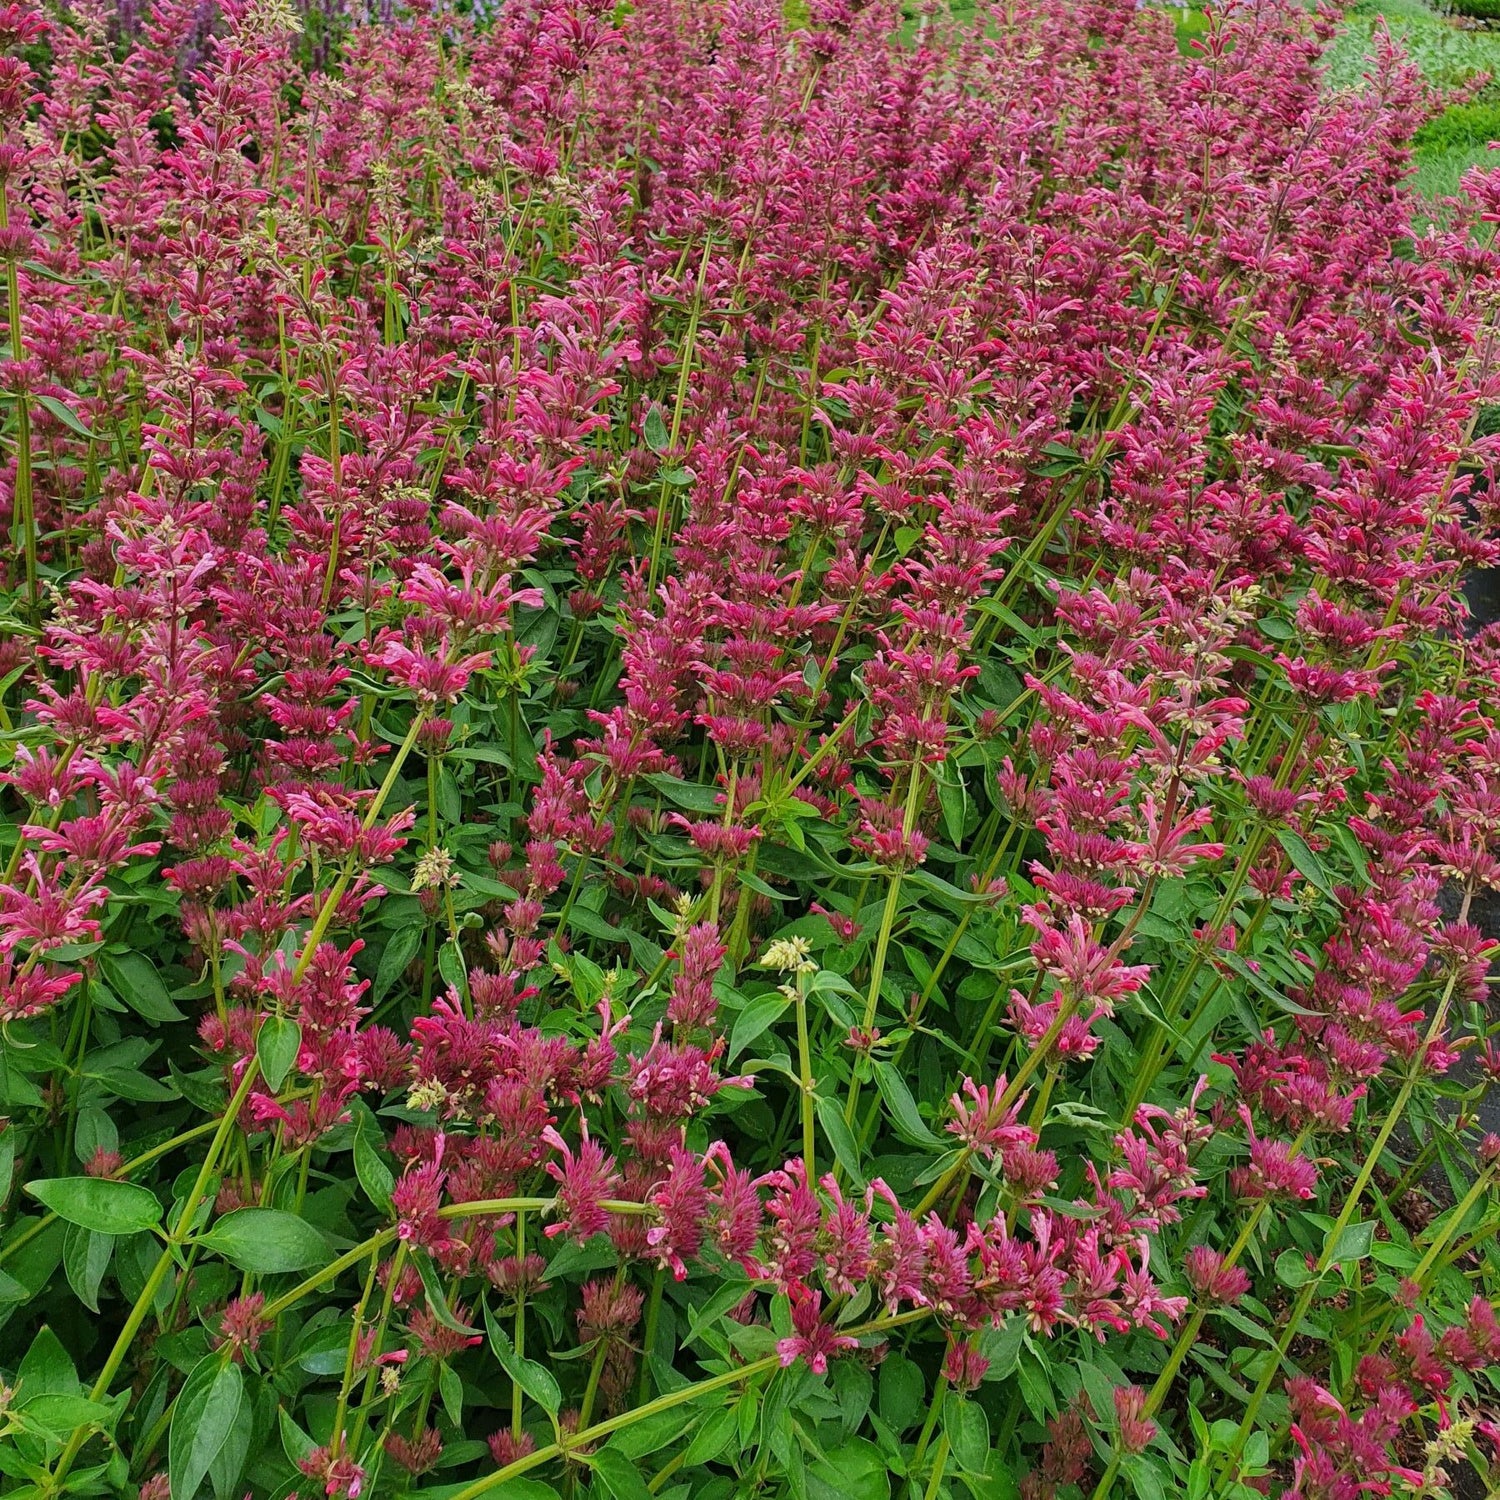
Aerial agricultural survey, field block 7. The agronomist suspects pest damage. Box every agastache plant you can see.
[0,2,1496,1499]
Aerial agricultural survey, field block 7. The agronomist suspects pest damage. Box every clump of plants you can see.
[0,2,1497,1498]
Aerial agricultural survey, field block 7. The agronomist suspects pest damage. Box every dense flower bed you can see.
[0,1,1497,1497]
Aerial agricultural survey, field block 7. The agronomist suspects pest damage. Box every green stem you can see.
[512,1211,528,1440]
[1090,1178,1292,1500]
[646,236,714,596]
[50,1060,264,1484]
[795,972,817,1179]
[0,1118,220,1265]
[1345,1163,1498,1399]
[636,1266,666,1403]
[921,1434,950,1500]
[843,764,923,1135]
[1220,958,1467,1480]
[296,709,430,983]
[443,1309,932,1500]
[914,995,1077,1218]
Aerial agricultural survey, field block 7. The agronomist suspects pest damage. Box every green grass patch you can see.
[1323,0,1500,91]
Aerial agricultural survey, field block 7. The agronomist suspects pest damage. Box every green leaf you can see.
[15,1391,115,1440]
[438,940,467,997]
[278,1407,317,1466]
[877,1353,924,1433]
[1276,829,1333,896]
[99,952,185,1024]
[256,1016,301,1093]
[643,772,721,815]
[24,1177,162,1235]
[936,772,966,849]
[170,1357,244,1500]
[681,1405,737,1467]
[1329,1220,1374,1264]
[34,393,96,440]
[591,1448,653,1500]
[978,1317,1024,1381]
[62,1223,113,1314]
[353,1112,395,1214]
[438,1361,464,1427]
[682,1276,758,1347]
[373,923,423,1003]
[1274,1248,1315,1288]
[92,1066,178,1102]
[872,1063,939,1146]
[1078,1361,1121,1440]
[1124,1454,1168,1500]
[1216,950,1321,1018]
[483,1300,562,1417]
[814,1095,865,1184]
[415,1250,477,1334]
[196,1209,329,1274]
[945,1397,990,1474]
[1329,824,1371,889]
[18,1326,80,1399]
[730,992,789,1060]
[209,1379,253,1500]
[643,406,669,454]
[0,1127,14,1206]
[808,1439,890,1500]
[972,1452,1021,1500]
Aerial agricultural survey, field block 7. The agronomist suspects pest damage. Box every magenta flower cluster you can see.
[0,2,1496,1499]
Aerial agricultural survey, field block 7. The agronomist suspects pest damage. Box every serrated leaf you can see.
[643,406,669,454]
[196,1209,329,1274]
[25,1177,162,1235]
[169,1356,243,1500]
